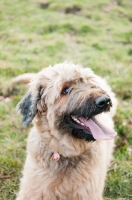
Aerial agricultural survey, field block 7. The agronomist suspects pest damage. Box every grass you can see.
[0,0,132,199]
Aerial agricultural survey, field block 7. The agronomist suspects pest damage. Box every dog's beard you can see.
[56,114,95,142]
[56,98,117,142]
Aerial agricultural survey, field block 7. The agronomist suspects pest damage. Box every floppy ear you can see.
[17,87,41,126]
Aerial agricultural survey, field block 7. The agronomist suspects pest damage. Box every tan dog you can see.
[16,62,117,200]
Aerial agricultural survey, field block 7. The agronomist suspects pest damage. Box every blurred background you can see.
[0,0,132,199]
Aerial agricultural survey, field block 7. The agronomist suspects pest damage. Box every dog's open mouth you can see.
[71,115,117,140]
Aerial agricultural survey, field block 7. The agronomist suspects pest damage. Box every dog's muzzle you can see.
[57,93,117,142]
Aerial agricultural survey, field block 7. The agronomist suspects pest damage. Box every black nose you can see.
[95,96,111,108]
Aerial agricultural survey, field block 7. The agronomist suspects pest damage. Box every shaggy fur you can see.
[16,62,117,200]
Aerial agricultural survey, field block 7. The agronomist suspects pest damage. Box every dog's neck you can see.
[27,126,100,174]
[34,115,95,160]
[50,152,60,161]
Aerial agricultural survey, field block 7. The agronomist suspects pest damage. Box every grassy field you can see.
[0,0,132,199]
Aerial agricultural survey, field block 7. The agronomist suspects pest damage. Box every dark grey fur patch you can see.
[17,93,38,126]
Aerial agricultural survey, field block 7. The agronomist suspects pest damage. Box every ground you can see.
[0,0,132,199]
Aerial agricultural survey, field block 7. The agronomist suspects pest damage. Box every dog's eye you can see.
[61,86,71,95]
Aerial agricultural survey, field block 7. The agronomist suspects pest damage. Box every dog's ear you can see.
[17,91,38,126]
[17,85,43,126]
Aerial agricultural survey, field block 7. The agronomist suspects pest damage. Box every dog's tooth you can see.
[71,115,75,120]
[75,118,79,122]
[80,123,84,126]
[75,118,80,123]
[71,115,84,125]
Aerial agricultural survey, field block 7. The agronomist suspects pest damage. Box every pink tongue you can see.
[80,117,117,140]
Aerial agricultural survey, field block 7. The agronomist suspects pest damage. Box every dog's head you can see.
[17,63,116,156]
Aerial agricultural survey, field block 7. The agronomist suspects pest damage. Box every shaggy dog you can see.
[16,62,117,200]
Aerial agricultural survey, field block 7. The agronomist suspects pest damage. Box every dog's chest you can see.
[41,154,100,200]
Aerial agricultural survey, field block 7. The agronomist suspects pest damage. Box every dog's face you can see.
[18,63,116,156]
[54,79,112,142]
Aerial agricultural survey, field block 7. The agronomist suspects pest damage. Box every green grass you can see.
[0,0,132,199]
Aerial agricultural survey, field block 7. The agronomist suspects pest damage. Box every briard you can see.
[16,62,117,200]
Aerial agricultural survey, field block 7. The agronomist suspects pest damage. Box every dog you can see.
[16,62,117,200]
